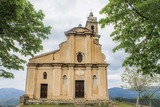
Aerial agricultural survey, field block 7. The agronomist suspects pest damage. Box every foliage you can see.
[0,0,51,78]
[121,67,159,107]
[121,67,158,89]
[0,69,14,78]
[99,0,160,74]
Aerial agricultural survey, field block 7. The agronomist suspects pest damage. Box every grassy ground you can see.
[118,101,135,107]
[21,102,136,107]
[21,105,74,107]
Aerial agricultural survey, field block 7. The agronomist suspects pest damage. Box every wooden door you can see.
[75,80,84,98]
[40,84,48,98]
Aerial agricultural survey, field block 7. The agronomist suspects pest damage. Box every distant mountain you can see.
[109,87,138,99]
[109,87,160,99]
[0,87,159,106]
[0,88,24,107]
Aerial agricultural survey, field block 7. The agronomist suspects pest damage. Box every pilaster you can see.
[85,34,91,63]
[85,65,92,99]
[98,66,107,100]
[106,67,109,99]
[25,65,36,99]
[68,64,74,99]
[53,64,62,97]
[68,35,75,63]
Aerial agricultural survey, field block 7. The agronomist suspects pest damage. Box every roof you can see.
[65,26,91,35]
[29,49,59,60]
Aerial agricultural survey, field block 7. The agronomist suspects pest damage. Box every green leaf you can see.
[0,0,51,78]
[99,0,160,74]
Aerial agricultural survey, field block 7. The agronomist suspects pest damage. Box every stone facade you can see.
[25,12,109,101]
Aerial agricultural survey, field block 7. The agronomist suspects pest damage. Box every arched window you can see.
[93,75,97,85]
[91,25,94,33]
[63,75,67,85]
[63,75,67,79]
[43,72,47,79]
[77,53,83,62]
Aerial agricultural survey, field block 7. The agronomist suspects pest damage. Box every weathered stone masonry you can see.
[25,12,110,103]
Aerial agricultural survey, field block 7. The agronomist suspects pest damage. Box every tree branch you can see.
[125,0,149,20]
[0,28,3,34]
[146,27,154,39]
[143,86,160,99]
[0,69,14,78]
[150,86,160,97]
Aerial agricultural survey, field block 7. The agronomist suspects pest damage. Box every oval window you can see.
[77,53,82,62]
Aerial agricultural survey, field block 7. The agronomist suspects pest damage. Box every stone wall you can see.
[21,96,117,107]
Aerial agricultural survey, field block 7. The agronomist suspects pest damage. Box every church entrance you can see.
[75,80,84,98]
[40,84,48,98]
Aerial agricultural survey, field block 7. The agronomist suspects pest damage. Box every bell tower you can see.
[85,12,98,35]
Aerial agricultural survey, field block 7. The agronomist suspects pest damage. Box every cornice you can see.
[27,62,109,68]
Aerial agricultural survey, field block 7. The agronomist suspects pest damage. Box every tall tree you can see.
[99,0,160,74]
[0,0,51,78]
[142,85,160,107]
[121,67,159,107]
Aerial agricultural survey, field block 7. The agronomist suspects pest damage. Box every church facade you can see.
[25,12,109,101]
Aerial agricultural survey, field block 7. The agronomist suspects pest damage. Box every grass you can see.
[21,104,95,107]
[21,102,136,107]
[118,101,135,107]
[21,104,74,107]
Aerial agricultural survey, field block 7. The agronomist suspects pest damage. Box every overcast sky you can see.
[0,0,127,90]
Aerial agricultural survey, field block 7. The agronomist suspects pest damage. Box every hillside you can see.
[0,88,24,107]
[0,87,159,106]
[109,87,160,99]
[109,87,137,99]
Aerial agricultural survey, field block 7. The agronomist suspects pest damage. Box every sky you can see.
[0,0,127,90]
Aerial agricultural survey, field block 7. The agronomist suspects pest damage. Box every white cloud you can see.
[108,67,125,88]
[0,70,26,90]
[0,0,127,90]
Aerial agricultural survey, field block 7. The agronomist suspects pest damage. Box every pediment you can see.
[65,27,91,35]
[29,50,59,63]
[74,27,90,33]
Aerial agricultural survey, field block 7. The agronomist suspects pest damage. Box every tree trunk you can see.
[149,98,152,107]
[136,90,140,107]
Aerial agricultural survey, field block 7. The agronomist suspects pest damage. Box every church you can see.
[25,12,109,102]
